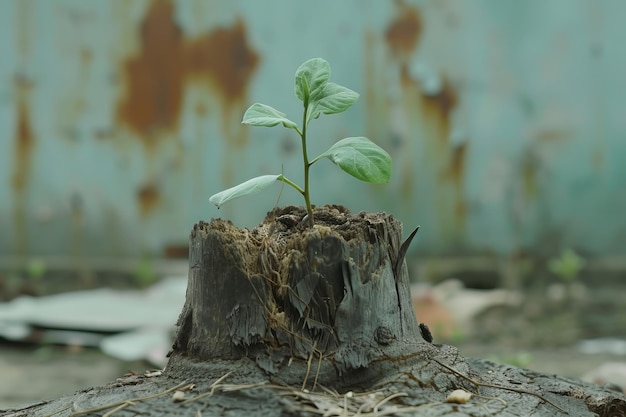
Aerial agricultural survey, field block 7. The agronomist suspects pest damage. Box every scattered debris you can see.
[411,279,523,340]
[446,389,472,404]
[172,390,187,402]
[0,276,186,366]
[582,362,626,393]
[418,322,433,343]
[579,338,626,355]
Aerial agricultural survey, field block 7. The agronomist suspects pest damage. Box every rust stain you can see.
[12,0,35,256]
[363,29,377,139]
[591,148,604,170]
[116,0,184,145]
[163,243,189,259]
[399,66,458,130]
[186,19,259,107]
[449,143,468,218]
[195,101,208,116]
[11,98,35,192]
[385,2,466,238]
[401,65,459,147]
[400,165,414,200]
[398,66,464,233]
[116,0,259,149]
[80,48,92,66]
[11,77,35,255]
[521,153,538,200]
[137,183,161,217]
[185,18,259,148]
[534,129,568,142]
[385,1,422,59]
[448,143,467,182]
[421,79,457,126]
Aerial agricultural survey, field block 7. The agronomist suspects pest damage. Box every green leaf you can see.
[242,103,299,131]
[295,58,330,105]
[313,137,392,184]
[548,249,585,281]
[307,82,359,123]
[210,174,283,208]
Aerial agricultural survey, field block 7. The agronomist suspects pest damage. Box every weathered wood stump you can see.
[167,205,426,387]
[3,206,625,417]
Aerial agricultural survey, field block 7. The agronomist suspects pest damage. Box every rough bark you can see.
[2,205,625,417]
[167,205,423,387]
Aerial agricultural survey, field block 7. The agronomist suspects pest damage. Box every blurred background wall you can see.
[1,0,624,273]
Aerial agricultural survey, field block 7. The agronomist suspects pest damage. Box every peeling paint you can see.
[521,152,539,200]
[1,1,623,259]
[591,148,604,170]
[116,0,185,145]
[116,0,259,150]
[385,1,466,241]
[114,0,259,221]
[186,19,259,110]
[185,18,259,148]
[11,84,35,256]
[448,143,467,183]
[70,191,86,260]
[11,0,37,256]
[449,143,467,218]
[163,244,189,259]
[11,93,35,193]
[534,129,569,143]
[420,77,458,144]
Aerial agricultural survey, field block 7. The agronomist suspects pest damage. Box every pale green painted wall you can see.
[1,0,624,260]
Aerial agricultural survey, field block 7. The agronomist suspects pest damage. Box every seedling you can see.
[548,248,585,281]
[209,58,392,227]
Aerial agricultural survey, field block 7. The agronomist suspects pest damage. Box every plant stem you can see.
[301,106,314,227]
[277,176,304,194]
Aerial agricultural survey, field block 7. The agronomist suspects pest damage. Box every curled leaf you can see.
[210,175,283,208]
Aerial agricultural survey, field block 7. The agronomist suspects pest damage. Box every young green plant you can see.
[209,58,392,227]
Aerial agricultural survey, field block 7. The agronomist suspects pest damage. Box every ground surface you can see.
[1,259,625,412]
[0,339,623,410]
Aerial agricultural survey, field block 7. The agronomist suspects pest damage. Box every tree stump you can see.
[167,205,425,384]
[4,206,625,417]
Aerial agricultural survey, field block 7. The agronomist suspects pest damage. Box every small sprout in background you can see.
[548,248,586,281]
[26,258,47,280]
[487,352,533,369]
[210,58,392,227]
[134,256,158,287]
[449,327,466,344]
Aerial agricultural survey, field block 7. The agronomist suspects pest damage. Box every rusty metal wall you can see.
[1,0,624,261]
